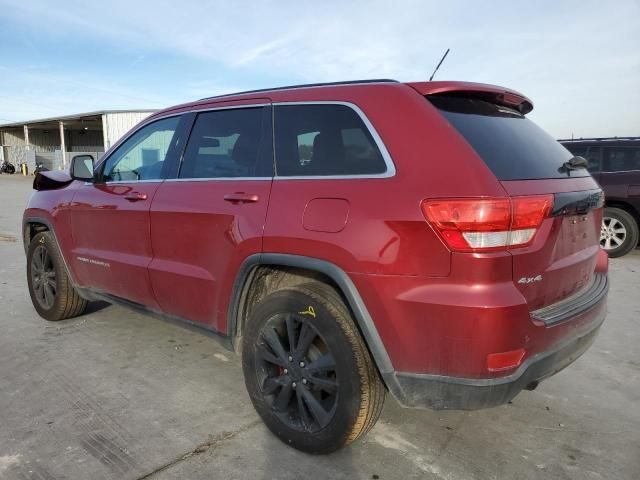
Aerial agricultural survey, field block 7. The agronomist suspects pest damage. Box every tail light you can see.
[421,195,553,252]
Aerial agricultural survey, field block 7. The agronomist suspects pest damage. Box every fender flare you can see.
[23,216,79,286]
[227,253,395,377]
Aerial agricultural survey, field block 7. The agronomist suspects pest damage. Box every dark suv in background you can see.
[561,137,640,257]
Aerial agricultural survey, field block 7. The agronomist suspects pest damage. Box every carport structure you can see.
[0,110,156,171]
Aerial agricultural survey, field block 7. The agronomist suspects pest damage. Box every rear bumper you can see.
[383,306,605,410]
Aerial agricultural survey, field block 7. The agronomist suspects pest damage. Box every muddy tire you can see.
[27,231,88,321]
[242,282,385,454]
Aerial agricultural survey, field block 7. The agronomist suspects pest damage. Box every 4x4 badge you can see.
[298,306,316,318]
[518,275,543,284]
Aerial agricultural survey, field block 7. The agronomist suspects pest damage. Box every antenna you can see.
[429,48,450,81]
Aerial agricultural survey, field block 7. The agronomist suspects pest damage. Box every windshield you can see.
[429,95,590,180]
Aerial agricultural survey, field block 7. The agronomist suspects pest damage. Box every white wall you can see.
[101,112,154,150]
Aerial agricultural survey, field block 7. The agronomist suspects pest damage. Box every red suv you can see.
[23,80,608,453]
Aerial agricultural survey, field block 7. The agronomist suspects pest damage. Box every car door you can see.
[148,101,273,331]
[69,115,186,307]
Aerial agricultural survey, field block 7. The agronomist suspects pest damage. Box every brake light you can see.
[421,195,552,252]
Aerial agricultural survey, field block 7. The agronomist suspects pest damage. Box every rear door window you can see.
[429,96,590,180]
[179,106,273,179]
[274,104,387,176]
[602,147,640,172]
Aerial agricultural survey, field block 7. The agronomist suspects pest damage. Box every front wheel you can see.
[600,207,639,258]
[242,282,385,454]
[27,232,88,321]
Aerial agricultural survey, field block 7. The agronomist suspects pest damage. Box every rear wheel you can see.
[242,282,385,454]
[27,231,88,321]
[600,207,639,258]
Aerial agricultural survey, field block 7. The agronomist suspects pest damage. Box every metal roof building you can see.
[0,109,157,171]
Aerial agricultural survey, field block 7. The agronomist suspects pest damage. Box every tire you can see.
[242,282,385,454]
[600,207,639,258]
[27,231,88,321]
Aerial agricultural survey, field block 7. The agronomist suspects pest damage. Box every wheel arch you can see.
[23,216,79,285]
[228,253,395,379]
[23,217,53,253]
[605,200,640,225]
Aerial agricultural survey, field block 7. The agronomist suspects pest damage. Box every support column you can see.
[101,114,110,150]
[59,121,67,169]
[23,125,30,149]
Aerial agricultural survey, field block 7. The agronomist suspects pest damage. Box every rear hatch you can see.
[426,93,603,310]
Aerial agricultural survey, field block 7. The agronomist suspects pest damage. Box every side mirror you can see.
[70,155,95,181]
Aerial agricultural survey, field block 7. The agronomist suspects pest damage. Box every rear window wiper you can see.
[560,156,588,171]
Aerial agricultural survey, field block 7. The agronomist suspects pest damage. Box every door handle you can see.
[124,192,148,202]
[223,193,259,203]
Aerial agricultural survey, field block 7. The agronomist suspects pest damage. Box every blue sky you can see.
[0,0,638,138]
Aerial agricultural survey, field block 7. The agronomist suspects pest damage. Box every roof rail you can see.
[558,136,640,142]
[199,79,398,101]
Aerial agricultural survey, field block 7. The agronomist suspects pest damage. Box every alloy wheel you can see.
[30,245,57,309]
[600,216,627,251]
[254,312,338,433]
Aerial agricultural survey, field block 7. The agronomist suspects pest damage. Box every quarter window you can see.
[102,116,180,182]
[274,104,387,176]
[179,107,272,179]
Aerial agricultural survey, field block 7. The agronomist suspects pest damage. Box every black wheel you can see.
[27,232,88,321]
[242,282,385,454]
[600,207,639,258]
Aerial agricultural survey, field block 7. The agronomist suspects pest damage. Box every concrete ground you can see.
[0,174,638,480]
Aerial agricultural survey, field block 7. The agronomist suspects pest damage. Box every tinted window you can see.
[564,145,587,157]
[102,116,180,182]
[564,145,601,172]
[430,96,589,180]
[179,107,272,179]
[274,104,387,176]
[602,147,640,172]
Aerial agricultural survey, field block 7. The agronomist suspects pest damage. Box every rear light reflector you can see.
[421,195,552,252]
[487,348,526,372]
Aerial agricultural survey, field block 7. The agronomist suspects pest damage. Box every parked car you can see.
[0,158,16,174]
[560,137,640,257]
[23,80,608,453]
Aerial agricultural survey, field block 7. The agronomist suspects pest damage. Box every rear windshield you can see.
[429,95,589,180]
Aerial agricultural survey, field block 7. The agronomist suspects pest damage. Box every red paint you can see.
[303,198,350,233]
[24,80,608,382]
[70,182,162,309]
[148,179,272,330]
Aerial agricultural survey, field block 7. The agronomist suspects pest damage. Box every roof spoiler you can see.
[407,81,534,115]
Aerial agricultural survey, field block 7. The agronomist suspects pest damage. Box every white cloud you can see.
[0,0,638,137]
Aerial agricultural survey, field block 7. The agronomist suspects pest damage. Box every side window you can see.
[179,107,272,179]
[564,145,601,172]
[102,116,181,182]
[274,104,387,176]
[565,145,587,157]
[585,146,601,172]
[297,131,319,166]
[603,147,640,172]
